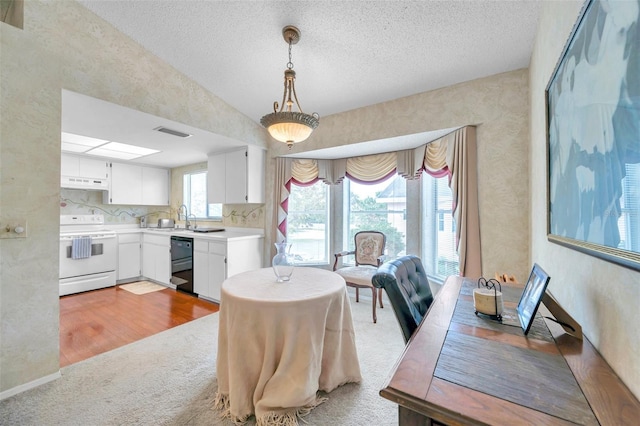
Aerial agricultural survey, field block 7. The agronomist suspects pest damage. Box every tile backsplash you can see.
[60,188,171,224]
[60,188,265,229]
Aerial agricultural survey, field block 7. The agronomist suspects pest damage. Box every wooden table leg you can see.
[399,406,436,426]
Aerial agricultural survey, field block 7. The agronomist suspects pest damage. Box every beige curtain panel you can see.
[444,126,482,278]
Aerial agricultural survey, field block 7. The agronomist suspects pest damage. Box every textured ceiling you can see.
[70,0,542,166]
[78,0,542,123]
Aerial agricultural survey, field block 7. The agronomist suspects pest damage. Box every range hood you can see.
[61,175,109,190]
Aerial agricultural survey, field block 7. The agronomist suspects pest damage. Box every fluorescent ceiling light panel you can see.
[62,142,95,153]
[61,132,109,152]
[85,141,160,160]
[84,148,140,160]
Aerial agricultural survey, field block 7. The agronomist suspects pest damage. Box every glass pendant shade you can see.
[261,111,319,148]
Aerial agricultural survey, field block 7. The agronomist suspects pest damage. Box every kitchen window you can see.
[183,170,222,220]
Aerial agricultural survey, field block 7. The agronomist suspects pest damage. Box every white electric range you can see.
[59,214,117,296]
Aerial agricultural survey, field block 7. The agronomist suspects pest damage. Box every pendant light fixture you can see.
[260,25,319,149]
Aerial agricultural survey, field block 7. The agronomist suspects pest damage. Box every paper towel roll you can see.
[473,288,503,316]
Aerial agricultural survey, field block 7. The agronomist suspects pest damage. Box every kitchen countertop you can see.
[111,225,264,241]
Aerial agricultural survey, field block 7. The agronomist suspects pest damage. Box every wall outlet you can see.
[0,219,28,239]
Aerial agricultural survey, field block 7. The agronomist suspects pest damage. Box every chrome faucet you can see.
[178,204,191,229]
[188,213,198,230]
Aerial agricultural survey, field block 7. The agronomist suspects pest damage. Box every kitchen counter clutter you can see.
[113,225,264,302]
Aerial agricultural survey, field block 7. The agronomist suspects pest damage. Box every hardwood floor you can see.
[59,285,219,367]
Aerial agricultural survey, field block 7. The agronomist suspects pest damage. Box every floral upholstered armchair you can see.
[333,231,386,323]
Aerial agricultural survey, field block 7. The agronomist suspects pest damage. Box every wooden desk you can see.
[380,276,640,425]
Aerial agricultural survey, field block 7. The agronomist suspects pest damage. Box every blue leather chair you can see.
[372,255,434,343]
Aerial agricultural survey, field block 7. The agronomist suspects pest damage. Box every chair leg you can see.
[378,287,384,309]
[355,287,360,303]
[371,287,377,323]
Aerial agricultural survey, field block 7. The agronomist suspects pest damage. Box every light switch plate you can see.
[0,219,28,239]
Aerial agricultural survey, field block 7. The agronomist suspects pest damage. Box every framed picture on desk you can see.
[517,264,551,335]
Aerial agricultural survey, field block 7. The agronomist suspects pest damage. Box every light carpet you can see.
[0,292,406,425]
[119,281,167,295]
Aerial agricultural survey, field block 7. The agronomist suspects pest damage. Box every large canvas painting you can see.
[546,0,640,270]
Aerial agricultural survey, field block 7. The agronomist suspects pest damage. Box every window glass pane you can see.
[287,181,330,264]
[189,171,207,218]
[208,203,223,219]
[183,170,221,219]
[344,175,406,260]
[421,172,459,281]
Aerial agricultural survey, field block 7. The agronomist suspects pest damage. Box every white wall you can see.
[530,1,639,398]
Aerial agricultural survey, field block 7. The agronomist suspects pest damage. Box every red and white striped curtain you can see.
[273,158,291,244]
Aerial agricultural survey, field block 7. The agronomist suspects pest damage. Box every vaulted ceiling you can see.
[67,1,542,166]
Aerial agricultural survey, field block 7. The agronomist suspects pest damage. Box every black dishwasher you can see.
[170,236,194,294]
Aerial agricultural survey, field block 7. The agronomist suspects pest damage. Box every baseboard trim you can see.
[0,371,61,401]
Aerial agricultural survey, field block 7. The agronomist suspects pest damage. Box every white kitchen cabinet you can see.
[142,166,170,205]
[193,236,263,302]
[193,244,209,297]
[108,162,143,205]
[61,153,109,179]
[194,240,226,302]
[207,145,265,204]
[61,153,110,189]
[117,233,141,282]
[141,233,171,285]
[105,162,169,206]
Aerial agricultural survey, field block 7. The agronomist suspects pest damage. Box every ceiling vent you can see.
[154,126,192,138]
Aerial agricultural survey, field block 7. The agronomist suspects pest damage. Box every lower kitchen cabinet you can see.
[142,233,171,285]
[194,240,225,302]
[193,237,263,302]
[117,233,141,281]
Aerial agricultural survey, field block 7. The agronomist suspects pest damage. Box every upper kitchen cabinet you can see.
[141,166,170,205]
[61,153,109,189]
[207,145,265,204]
[104,162,170,206]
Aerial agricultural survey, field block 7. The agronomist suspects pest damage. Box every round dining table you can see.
[214,267,362,425]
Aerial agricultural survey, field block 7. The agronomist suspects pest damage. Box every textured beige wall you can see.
[266,70,531,282]
[1,23,62,394]
[0,0,266,394]
[530,1,640,398]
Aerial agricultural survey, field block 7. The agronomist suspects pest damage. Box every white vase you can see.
[272,242,294,282]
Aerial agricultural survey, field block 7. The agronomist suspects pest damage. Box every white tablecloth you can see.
[215,267,362,425]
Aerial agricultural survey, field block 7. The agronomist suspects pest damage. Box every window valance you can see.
[287,127,465,183]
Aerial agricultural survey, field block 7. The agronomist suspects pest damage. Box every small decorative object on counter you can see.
[272,241,294,282]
